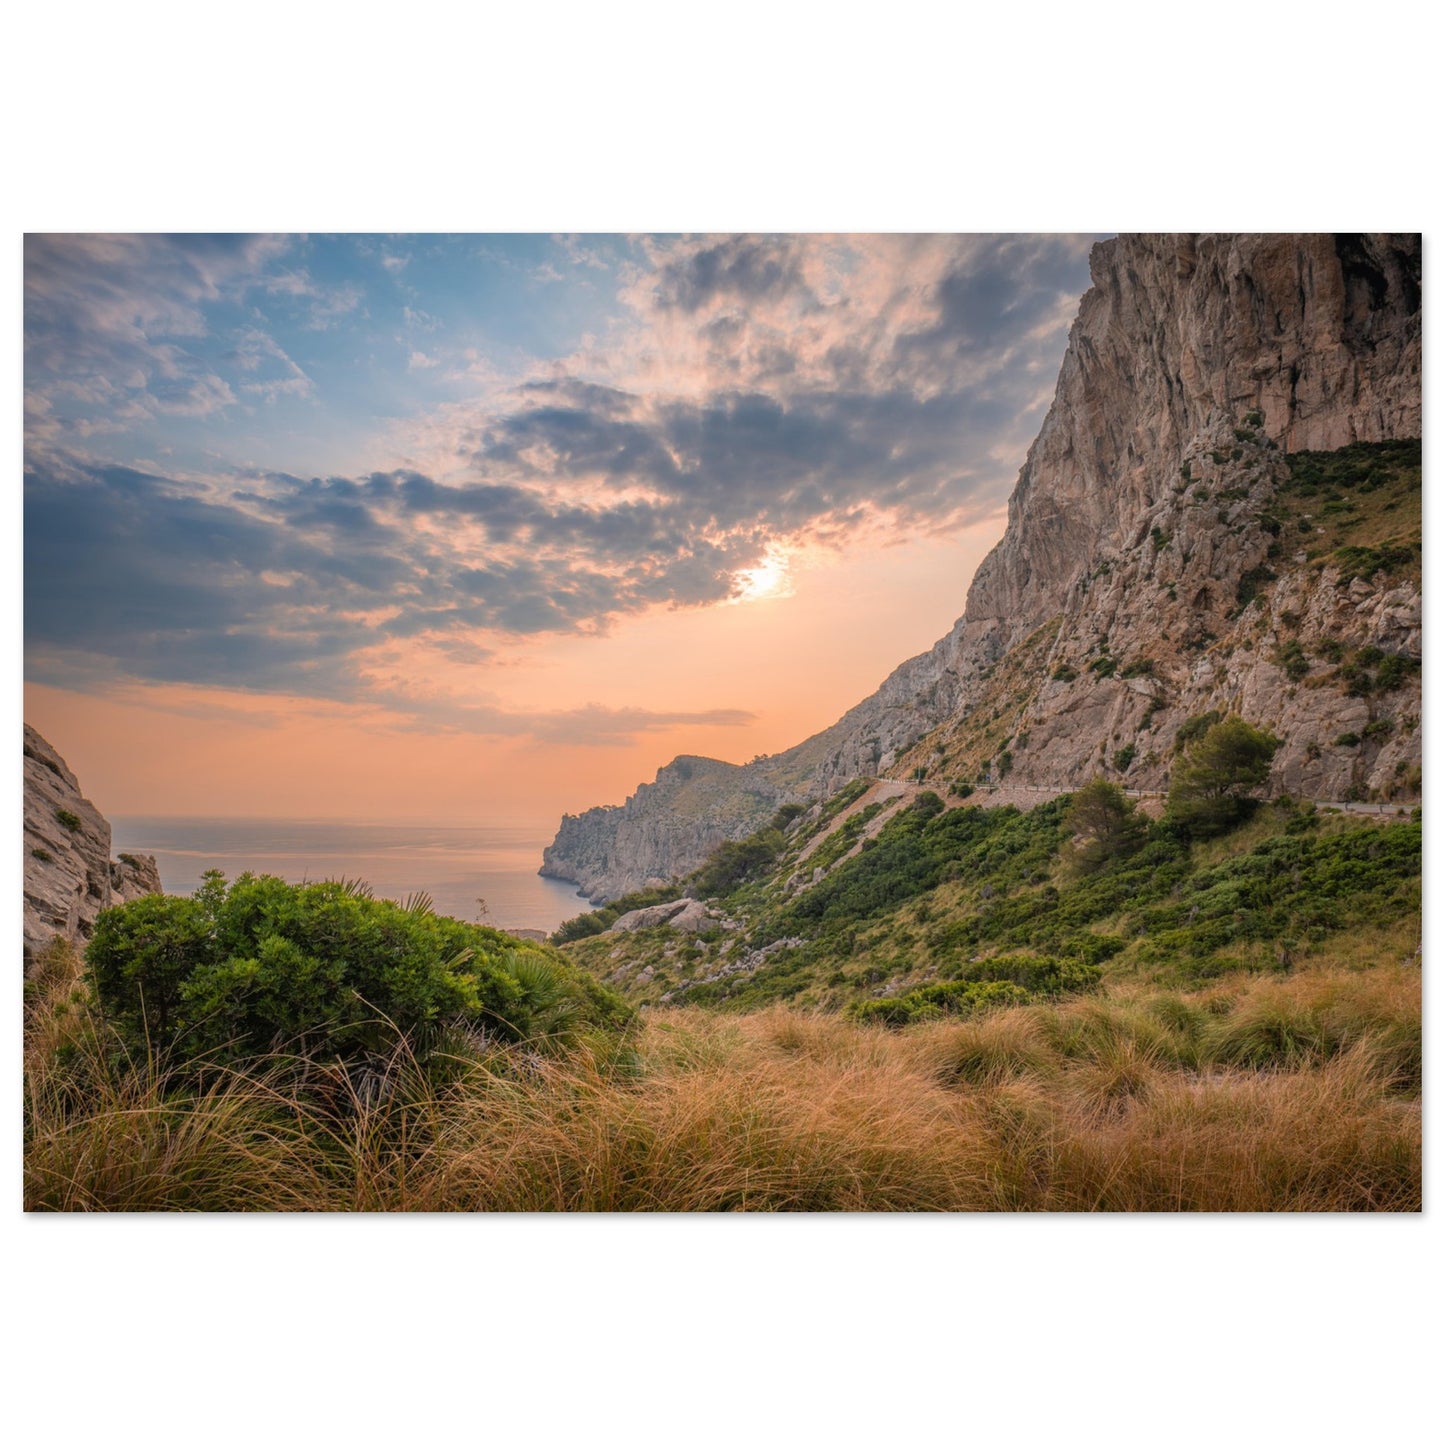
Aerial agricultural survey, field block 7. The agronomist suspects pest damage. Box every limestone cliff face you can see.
[541,755,787,902]
[542,234,1422,902]
[23,725,162,961]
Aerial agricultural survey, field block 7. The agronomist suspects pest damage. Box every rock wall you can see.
[541,755,787,902]
[541,234,1422,901]
[23,725,162,961]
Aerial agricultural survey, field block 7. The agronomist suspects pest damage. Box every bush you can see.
[55,809,82,833]
[1165,716,1281,839]
[1065,778,1145,874]
[1274,642,1310,681]
[849,980,1032,1028]
[87,871,632,1068]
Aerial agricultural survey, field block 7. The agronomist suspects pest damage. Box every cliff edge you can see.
[23,725,162,962]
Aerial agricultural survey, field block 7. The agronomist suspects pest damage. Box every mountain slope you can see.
[542,234,1421,902]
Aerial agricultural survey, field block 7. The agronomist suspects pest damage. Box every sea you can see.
[109,817,597,936]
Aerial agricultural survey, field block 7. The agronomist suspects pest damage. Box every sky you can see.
[24,232,1101,827]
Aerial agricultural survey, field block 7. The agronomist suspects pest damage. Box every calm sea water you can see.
[109,817,596,935]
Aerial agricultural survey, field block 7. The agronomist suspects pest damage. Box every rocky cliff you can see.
[23,725,162,962]
[542,234,1422,902]
[542,755,789,902]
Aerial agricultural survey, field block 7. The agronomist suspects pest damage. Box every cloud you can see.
[23,234,334,442]
[24,232,1101,736]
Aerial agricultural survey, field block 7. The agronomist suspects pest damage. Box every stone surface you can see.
[542,234,1422,901]
[609,898,720,934]
[23,725,162,961]
[542,754,787,903]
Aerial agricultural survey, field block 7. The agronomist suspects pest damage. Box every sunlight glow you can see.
[731,550,794,603]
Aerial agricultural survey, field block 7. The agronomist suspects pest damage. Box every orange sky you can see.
[24,519,1004,827]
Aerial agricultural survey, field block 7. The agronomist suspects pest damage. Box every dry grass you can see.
[24,943,1420,1212]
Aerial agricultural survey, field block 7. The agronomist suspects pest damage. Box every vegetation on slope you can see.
[1273,436,1422,586]
[25,938,1419,1211]
[888,436,1422,799]
[23,754,1420,1211]
[558,732,1419,1018]
[81,871,633,1073]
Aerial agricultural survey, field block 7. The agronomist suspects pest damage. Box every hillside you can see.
[555,778,1420,1016]
[541,234,1421,902]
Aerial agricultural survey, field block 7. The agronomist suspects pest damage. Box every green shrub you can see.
[1165,716,1281,839]
[88,871,632,1068]
[31,847,53,862]
[1235,564,1277,608]
[1274,642,1309,681]
[1173,711,1223,753]
[849,980,1032,1028]
[1064,778,1144,875]
[55,809,82,833]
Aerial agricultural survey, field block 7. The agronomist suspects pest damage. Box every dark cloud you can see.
[24,232,1103,739]
[650,236,812,314]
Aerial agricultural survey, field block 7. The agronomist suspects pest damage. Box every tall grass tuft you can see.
[25,943,1420,1212]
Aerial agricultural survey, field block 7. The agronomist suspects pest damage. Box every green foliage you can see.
[1119,658,1154,678]
[849,980,1032,1028]
[31,847,54,862]
[551,882,683,944]
[1339,647,1418,696]
[780,798,1070,940]
[1274,641,1310,681]
[1173,711,1223,753]
[801,802,885,874]
[88,871,632,1067]
[1234,564,1276,608]
[1165,716,1282,839]
[1064,778,1145,875]
[1132,823,1420,974]
[1112,745,1136,773]
[1374,653,1417,691]
[1052,664,1078,682]
[1333,542,1419,584]
[690,828,786,899]
[1089,655,1118,678]
[1334,732,1361,749]
[55,809,82,833]
[770,803,806,831]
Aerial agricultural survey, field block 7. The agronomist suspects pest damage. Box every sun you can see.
[731,551,793,603]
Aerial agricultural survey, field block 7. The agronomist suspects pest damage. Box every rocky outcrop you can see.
[541,755,788,902]
[23,725,161,961]
[543,234,1422,900]
[609,898,721,934]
